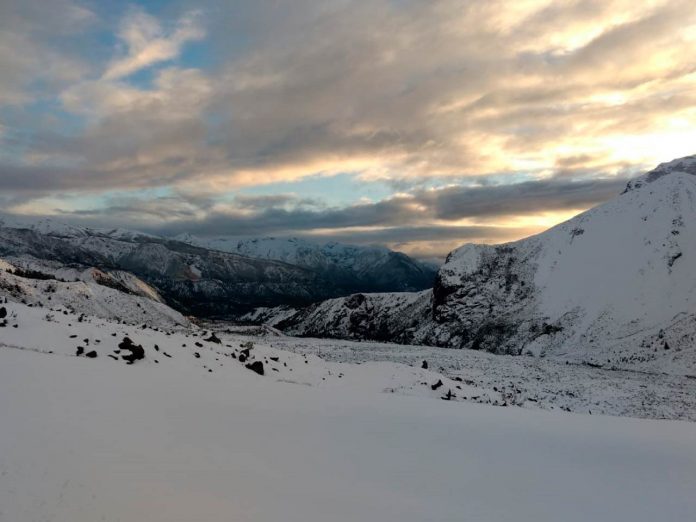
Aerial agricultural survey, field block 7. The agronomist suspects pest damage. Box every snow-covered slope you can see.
[432,155,696,365]
[0,258,188,327]
[260,155,696,375]
[175,235,438,293]
[261,291,433,343]
[1,300,695,522]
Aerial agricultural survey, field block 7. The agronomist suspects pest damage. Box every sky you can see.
[1,0,696,259]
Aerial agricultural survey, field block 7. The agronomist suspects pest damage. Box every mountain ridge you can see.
[173,234,438,292]
[0,217,435,316]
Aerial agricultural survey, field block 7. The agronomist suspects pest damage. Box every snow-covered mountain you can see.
[174,235,438,292]
[0,223,330,316]
[0,219,435,316]
[259,155,696,375]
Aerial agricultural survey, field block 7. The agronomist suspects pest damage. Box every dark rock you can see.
[205,333,221,344]
[118,336,145,363]
[668,252,683,268]
[85,351,97,358]
[75,346,84,356]
[245,361,264,376]
[431,379,443,391]
[421,360,428,369]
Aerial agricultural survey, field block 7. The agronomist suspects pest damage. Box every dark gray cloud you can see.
[418,176,629,221]
[300,225,533,245]
[53,175,628,243]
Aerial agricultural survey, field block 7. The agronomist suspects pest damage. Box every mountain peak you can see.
[624,154,696,192]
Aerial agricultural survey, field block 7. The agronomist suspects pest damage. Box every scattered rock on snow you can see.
[245,361,264,376]
[118,337,145,364]
[205,333,221,344]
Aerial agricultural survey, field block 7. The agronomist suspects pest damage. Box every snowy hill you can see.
[0,258,189,327]
[174,235,438,292]
[259,155,696,375]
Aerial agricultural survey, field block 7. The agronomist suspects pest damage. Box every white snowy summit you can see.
[267,155,696,375]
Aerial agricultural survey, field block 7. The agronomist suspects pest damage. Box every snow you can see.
[239,331,696,421]
[1,301,696,522]
[189,264,202,278]
[0,262,188,327]
[175,235,395,269]
[532,172,696,325]
[0,214,158,242]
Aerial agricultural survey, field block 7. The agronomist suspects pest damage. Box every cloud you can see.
[41,175,627,259]
[103,8,204,80]
[0,0,93,106]
[416,176,629,221]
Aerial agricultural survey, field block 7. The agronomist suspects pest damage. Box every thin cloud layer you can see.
[1,0,695,256]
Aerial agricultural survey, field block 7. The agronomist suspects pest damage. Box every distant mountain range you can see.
[0,219,436,317]
[174,234,438,292]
